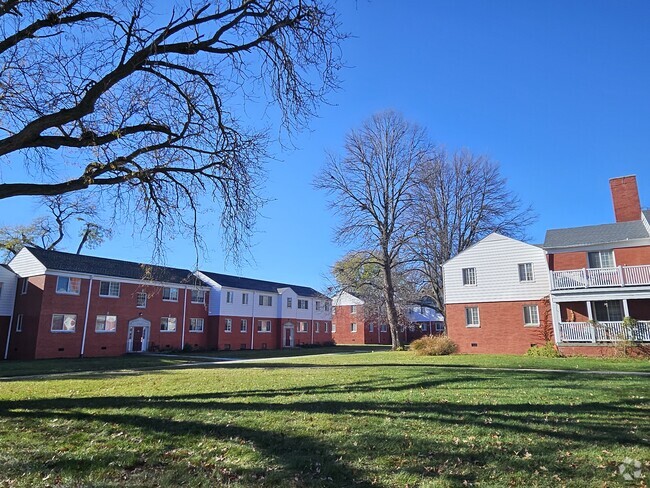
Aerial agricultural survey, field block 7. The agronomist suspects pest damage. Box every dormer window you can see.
[588,251,615,268]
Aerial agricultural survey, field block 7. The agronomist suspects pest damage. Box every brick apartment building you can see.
[331,291,444,345]
[444,175,650,355]
[2,247,331,360]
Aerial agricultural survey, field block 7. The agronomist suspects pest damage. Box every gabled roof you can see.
[24,247,203,286]
[543,219,649,249]
[200,270,324,298]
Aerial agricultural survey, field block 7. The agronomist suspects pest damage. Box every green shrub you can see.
[526,342,563,358]
[410,336,458,356]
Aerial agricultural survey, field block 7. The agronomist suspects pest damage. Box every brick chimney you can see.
[610,175,641,222]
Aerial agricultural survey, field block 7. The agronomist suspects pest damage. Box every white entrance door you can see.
[283,324,295,348]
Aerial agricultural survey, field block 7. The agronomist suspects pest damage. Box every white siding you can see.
[195,272,222,316]
[0,266,17,316]
[443,233,551,304]
[8,248,46,277]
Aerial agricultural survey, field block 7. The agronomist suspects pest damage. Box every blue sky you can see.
[1,1,649,291]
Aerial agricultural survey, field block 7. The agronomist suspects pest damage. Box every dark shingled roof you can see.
[543,220,649,248]
[200,271,324,298]
[26,247,203,285]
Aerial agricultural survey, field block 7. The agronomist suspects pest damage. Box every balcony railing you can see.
[551,265,650,290]
[558,321,650,343]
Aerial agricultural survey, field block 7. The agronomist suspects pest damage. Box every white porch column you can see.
[586,300,596,343]
[586,301,593,321]
[550,297,562,344]
[622,299,630,318]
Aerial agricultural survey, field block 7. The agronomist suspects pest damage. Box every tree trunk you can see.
[382,251,402,350]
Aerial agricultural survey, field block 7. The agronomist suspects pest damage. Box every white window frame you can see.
[20,278,28,295]
[324,302,330,312]
[99,281,120,298]
[462,267,477,286]
[435,322,445,332]
[257,320,272,333]
[136,292,147,308]
[350,305,357,314]
[162,287,179,302]
[191,289,206,304]
[226,291,234,304]
[242,293,249,305]
[15,314,23,332]
[324,322,329,333]
[523,305,540,326]
[224,318,232,333]
[332,323,337,333]
[259,295,272,307]
[56,276,81,295]
[95,315,117,333]
[287,297,292,308]
[315,321,320,333]
[465,307,480,327]
[298,321,308,333]
[381,324,388,332]
[351,323,357,333]
[588,250,615,269]
[189,318,204,332]
[518,263,534,282]
[240,319,248,332]
[160,317,177,332]
[51,313,77,333]
[298,299,309,310]
[315,301,321,311]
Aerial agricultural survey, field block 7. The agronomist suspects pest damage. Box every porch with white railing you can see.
[551,265,650,290]
[558,321,650,343]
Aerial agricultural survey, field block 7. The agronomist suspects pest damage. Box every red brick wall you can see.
[549,252,587,271]
[12,275,210,359]
[216,316,282,351]
[446,300,551,354]
[8,276,44,360]
[332,304,366,344]
[560,302,589,322]
[610,175,641,222]
[614,246,650,266]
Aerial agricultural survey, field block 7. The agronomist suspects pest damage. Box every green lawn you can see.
[1,352,648,487]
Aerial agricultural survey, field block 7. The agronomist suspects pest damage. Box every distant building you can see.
[443,175,650,355]
[331,291,444,345]
[2,247,331,360]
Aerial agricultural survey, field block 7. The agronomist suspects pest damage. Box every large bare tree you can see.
[408,149,536,313]
[317,111,433,350]
[0,0,344,257]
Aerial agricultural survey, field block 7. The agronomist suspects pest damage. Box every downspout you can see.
[250,291,256,350]
[181,287,188,349]
[311,298,315,345]
[80,275,93,357]
[3,313,13,360]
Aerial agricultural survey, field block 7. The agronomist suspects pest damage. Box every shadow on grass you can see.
[0,370,647,486]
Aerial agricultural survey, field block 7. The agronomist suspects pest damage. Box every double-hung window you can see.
[52,314,76,332]
[224,318,232,332]
[242,293,249,305]
[226,291,234,303]
[258,320,271,333]
[15,314,23,332]
[96,315,117,332]
[462,268,477,286]
[136,292,147,308]
[162,287,178,302]
[465,307,480,327]
[518,263,534,282]
[315,301,321,311]
[191,289,206,304]
[287,297,292,308]
[259,295,272,306]
[56,276,81,295]
[99,281,120,298]
[190,318,204,332]
[298,321,308,333]
[240,319,248,332]
[298,299,308,310]
[523,305,540,326]
[350,323,357,333]
[160,317,177,332]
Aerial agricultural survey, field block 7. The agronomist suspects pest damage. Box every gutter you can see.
[181,287,188,349]
[79,275,93,357]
